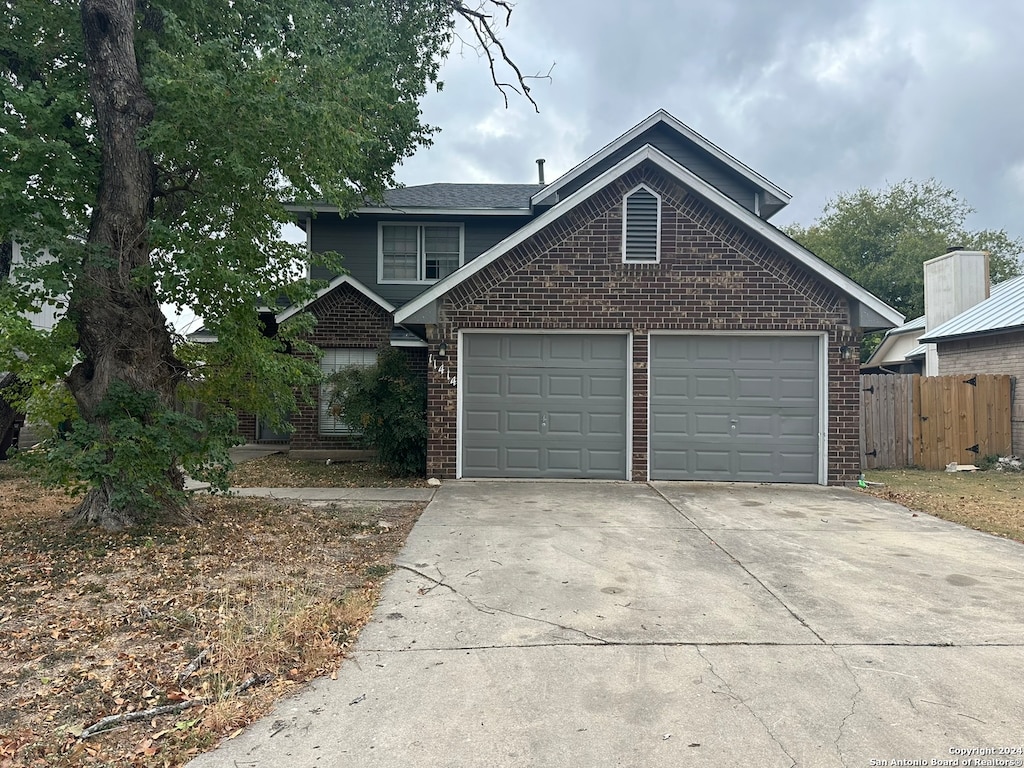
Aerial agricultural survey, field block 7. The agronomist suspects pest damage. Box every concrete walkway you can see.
[188,481,1024,768]
[183,444,435,502]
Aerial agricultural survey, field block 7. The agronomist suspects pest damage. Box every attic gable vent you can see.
[622,185,660,263]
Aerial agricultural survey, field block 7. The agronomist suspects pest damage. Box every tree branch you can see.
[449,1,540,113]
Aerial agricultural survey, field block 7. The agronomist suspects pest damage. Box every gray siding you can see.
[552,124,760,214]
[308,213,530,308]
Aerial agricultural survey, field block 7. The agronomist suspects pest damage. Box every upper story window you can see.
[622,184,661,263]
[379,223,464,284]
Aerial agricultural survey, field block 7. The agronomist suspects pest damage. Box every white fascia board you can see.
[283,203,532,217]
[398,145,903,327]
[531,109,792,207]
[276,274,395,325]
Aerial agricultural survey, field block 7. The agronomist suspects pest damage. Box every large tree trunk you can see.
[68,0,190,530]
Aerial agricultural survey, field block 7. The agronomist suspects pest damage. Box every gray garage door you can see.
[650,335,820,483]
[462,334,628,479]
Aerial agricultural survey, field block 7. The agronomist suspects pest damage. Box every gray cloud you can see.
[398,0,1024,244]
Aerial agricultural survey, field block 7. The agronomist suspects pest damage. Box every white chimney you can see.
[922,249,990,375]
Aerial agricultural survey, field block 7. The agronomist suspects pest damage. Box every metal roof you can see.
[919,274,1024,342]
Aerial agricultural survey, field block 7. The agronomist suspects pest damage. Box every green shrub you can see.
[327,348,426,476]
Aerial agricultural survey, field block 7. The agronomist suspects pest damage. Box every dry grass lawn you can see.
[227,454,430,488]
[0,460,424,767]
[862,468,1024,542]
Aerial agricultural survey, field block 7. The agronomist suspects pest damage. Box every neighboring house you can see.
[918,271,1024,451]
[861,248,1023,452]
[860,316,926,375]
[243,109,903,484]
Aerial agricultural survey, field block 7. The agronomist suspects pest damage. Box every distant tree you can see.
[786,179,1023,321]
[0,0,536,530]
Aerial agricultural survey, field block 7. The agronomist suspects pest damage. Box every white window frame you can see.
[621,183,662,264]
[377,222,465,285]
[319,348,378,436]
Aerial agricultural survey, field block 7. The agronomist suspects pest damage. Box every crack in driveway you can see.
[650,484,829,644]
[395,563,611,645]
[694,646,798,768]
[830,646,863,768]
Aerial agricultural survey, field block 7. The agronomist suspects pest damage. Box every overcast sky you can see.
[174,0,1023,334]
[398,0,1024,241]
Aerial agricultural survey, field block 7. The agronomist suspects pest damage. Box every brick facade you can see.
[937,330,1024,452]
[425,165,863,483]
[288,283,395,451]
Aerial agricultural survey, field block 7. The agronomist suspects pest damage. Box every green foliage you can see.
[0,0,485,515]
[24,381,238,511]
[978,454,1001,472]
[327,348,426,477]
[786,179,1024,321]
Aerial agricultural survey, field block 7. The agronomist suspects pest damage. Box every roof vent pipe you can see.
[536,158,545,185]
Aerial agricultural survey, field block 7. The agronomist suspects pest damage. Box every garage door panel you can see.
[694,449,732,473]
[736,413,773,437]
[506,448,542,470]
[651,373,689,397]
[589,413,625,435]
[507,336,543,360]
[547,449,583,471]
[780,414,818,436]
[549,375,583,397]
[590,375,627,398]
[464,447,499,469]
[507,374,542,396]
[694,374,732,399]
[505,411,541,433]
[693,412,731,436]
[650,335,820,483]
[465,334,502,359]
[464,373,501,395]
[462,334,628,479]
[737,376,774,400]
[549,336,585,361]
[547,412,583,434]
[464,410,500,432]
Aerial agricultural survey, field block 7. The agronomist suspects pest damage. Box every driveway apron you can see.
[189,481,1024,768]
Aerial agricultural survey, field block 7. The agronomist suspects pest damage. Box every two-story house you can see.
[252,109,903,484]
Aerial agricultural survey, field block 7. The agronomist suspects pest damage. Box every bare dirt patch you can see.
[0,462,424,767]
[227,454,429,488]
[862,468,1024,543]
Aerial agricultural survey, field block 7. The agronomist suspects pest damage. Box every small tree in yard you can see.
[327,348,426,477]
[0,0,536,529]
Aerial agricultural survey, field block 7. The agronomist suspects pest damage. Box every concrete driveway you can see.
[190,481,1024,768]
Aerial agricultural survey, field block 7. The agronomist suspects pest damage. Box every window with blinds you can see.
[380,223,463,283]
[622,185,661,263]
[319,348,378,435]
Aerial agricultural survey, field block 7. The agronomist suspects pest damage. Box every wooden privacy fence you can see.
[861,373,1013,470]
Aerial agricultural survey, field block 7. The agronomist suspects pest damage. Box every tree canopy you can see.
[0,0,534,528]
[786,179,1023,322]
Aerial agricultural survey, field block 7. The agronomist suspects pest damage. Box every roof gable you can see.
[276,273,395,325]
[531,110,791,218]
[395,145,902,329]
